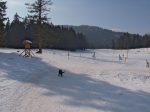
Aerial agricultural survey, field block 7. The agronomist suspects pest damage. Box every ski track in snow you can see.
[0,48,150,112]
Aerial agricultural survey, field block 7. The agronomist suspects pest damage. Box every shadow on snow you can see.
[0,52,150,112]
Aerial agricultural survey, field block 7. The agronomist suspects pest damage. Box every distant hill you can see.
[65,25,124,48]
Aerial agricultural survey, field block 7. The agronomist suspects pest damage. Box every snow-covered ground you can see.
[0,48,150,112]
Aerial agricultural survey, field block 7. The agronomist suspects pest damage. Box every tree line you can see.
[4,13,88,51]
[1,0,150,52]
[0,0,88,53]
[112,32,150,49]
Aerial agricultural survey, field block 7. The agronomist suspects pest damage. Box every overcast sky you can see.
[6,0,150,35]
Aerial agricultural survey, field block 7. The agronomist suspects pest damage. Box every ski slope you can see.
[0,48,150,112]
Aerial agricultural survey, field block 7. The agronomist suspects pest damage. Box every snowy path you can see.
[0,49,150,112]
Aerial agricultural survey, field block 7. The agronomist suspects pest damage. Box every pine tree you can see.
[25,0,52,53]
[5,18,10,47]
[12,13,20,23]
[7,13,25,48]
[0,0,7,47]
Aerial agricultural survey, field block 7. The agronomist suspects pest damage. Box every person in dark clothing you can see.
[58,69,64,77]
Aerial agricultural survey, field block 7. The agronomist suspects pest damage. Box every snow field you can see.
[0,48,150,112]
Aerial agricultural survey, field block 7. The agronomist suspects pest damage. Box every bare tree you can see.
[25,0,52,53]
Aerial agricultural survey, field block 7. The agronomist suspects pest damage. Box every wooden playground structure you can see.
[19,40,35,57]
